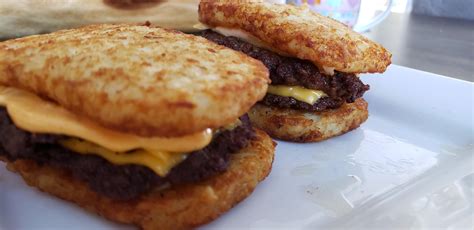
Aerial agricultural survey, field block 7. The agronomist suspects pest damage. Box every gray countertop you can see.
[363,13,474,82]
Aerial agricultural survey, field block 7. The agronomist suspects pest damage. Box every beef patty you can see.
[261,70,369,111]
[0,108,254,200]
[196,30,369,111]
[261,94,342,112]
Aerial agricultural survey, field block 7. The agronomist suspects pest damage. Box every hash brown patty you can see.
[248,98,368,142]
[2,129,276,230]
[199,0,391,73]
[0,24,269,137]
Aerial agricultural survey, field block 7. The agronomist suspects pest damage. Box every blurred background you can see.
[286,0,473,81]
[359,0,473,82]
[1,0,472,81]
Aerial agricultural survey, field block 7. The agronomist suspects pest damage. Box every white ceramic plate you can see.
[1,65,473,229]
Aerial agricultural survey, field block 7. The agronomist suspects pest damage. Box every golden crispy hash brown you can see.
[0,24,269,137]
[248,98,368,142]
[2,129,276,230]
[199,0,391,74]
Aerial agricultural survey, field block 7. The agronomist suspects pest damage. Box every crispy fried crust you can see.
[2,129,276,230]
[199,0,391,74]
[0,24,269,137]
[248,99,368,142]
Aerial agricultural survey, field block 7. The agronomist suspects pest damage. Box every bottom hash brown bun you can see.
[2,129,275,230]
[249,98,369,142]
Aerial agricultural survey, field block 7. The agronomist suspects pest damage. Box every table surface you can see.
[363,13,474,82]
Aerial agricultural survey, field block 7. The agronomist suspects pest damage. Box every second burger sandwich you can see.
[197,0,391,142]
[0,24,274,229]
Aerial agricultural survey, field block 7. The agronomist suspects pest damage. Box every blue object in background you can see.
[327,0,343,8]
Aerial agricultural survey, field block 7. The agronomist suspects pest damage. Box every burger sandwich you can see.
[0,24,274,229]
[196,0,391,142]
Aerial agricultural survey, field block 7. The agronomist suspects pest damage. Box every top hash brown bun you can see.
[0,24,270,137]
[199,0,391,73]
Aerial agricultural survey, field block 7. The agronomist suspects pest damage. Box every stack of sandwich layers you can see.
[0,1,391,229]
[197,0,391,142]
[0,24,275,229]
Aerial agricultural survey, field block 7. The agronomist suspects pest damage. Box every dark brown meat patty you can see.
[260,72,370,111]
[261,94,343,112]
[0,108,254,200]
[196,30,369,111]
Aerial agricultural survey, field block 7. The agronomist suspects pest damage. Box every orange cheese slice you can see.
[0,86,215,176]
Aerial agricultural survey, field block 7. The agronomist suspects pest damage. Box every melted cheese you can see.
[212,27,270,49]
[322,66,336,75]
[193,22,210,30]
[0,86,215,176]
[60,139,186,176]
[0,86,212,153]
[267,85,327,105]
